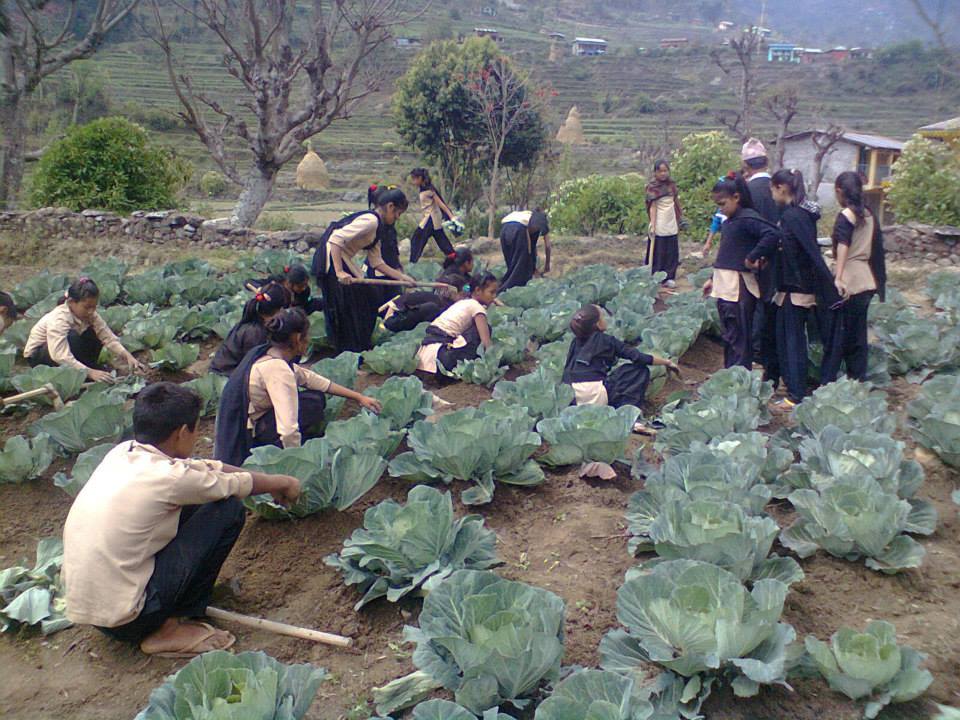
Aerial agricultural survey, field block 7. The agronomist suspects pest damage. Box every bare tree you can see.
[710,29,762,141]
[0,0,141,208]
[150,0,421,227]
[464,55,547,239]
[808,124,845,198]
[763,85,800,170]
[908,0,959,78]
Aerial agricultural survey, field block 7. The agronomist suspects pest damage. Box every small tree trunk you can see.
[486,154,501,240]
[0,96,27,210]
[231,165,278,227]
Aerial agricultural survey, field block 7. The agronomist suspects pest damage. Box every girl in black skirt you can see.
[409,168,456,263]
[415,273,498,375]
[645,160,683,287]
[499,209,551,291]
[383,248,474,333]
[315,187,416,352]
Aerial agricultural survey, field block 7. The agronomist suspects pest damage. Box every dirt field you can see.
[0,244,958,720]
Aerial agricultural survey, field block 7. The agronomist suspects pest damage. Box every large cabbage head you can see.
[907,373,960,468]
[599,560,795,699]
[537,403,640,466]
[792,378,894,437]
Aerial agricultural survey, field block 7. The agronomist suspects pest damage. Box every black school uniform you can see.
[711,207,782,369]
[748,202,838,403]
[500,210,550,291]
[748,174,782,368]
[562,331,654,409]
[382,268,467,333]
[410,188,455,263]
[209,321,268,377]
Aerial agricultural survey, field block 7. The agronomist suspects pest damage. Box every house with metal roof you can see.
[919,117,960,147]
[572,37,608,56]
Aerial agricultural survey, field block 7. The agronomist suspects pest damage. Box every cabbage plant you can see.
[492,366,575,422]
[521,301,580,343]
[325,486,498,609]
[389,402,544,505]
[11,365,87,405]
[907,373,960,468]
[2,318,36,349]
[780,476,927,574]
[122,314,180,351]
[443,345,507,387]
[696,431,794,484]
[150,343,200,371]
[872,310,959,382]
[492,321,529,365]
[363,375,434,429]
[406,699,511,720]
[600,560,796,703]
[242,438,386,520]
[183,373,229,417]
[0,344,16,392]
[135,650,328,720]
[498,278,557,310]
[698,366,773,423]
[30,389,131,453]
[0,537,71,635]
[0,434,55,484]
[11,270,68,310]
[792,378,895,438]
[655,394,763,456]
[373,570,565,716]
[323,412,404,458]
[536,404,640,467]
[534,336,572,378]
[52,442,114,496]
[642,499,803,585]
[362,325,425,375]
[310,351,359,423]
[805,621,933,719]
[534,668,697,720]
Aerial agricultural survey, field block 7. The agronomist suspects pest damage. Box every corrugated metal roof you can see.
[780,130,904,151]
[573,37,608,44]
[920,117,960,132]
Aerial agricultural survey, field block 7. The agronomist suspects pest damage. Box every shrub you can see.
[255,211,297,231]
[887,135,960,226]
[199,170,229,198]
[30,117,189,213]
[670,130,739,233]
[547,173,648,235]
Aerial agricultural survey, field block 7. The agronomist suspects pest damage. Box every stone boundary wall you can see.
[0,207,324,254]
[882,222,960,266]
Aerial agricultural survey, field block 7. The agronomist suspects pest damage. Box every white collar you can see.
[749,172,771,180]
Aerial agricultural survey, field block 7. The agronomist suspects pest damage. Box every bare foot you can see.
[140,617,235,657]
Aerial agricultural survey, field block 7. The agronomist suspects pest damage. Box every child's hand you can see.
[359,396,382,414]
[88,368,115,384]
[665,360,681,376]
[269,475,301,506]
[744,257,760,271]
[702,279,713,297]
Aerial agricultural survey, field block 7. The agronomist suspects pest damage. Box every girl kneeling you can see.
[210,283,287,377]
[562,304,678,410]
[214,308,382,466]
[416,273,498,375]
[24,277,144,383]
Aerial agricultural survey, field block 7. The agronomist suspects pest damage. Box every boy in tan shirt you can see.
[63,382,300,657]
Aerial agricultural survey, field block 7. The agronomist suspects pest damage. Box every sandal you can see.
[142,621,236,658]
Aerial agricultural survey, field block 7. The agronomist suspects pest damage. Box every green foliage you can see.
[324,486,498,610]
[363,376,434,429]
[362,325,426,375]
[53,443,114,496]
[134,650,328,720]
[11,366,87,405]
[533,669,692,720]
[0,435,55,484]
[792,378,895,437]
[199,170,229,197]
[537,404,640,467]
[670,130,739,231]
[10,271,68,311]
[908,373,960,468]
[309,352,359,424]
[149,343,200,372]
[492,366,574,422]
[0,538,71,635]
[805,621,933,719]
[887,135,960,226]
[183,373,229,417]
[30,117,189,213]
[373,570,564,716]
[443,345,508,387]
[547,174,649,235]
[30,389,131,453]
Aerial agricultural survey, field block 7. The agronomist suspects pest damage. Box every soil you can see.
[1,248,959,719]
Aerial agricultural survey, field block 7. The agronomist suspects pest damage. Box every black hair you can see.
[468,272,498,294]
[442,247,474,271]
[134,382,202,445]
[240,281,289,324]
[0,291,18,321]
[570,304,602,340]
[281,264,310,285]
[744,156,768,170]
[653,159,670,172]
[410,167,435,190]
[712,172,754,210]
[266,307,309,346]
[771,168,807,205]
[835,171,867,226]
[372,186,409,213]
[58,277,100,306]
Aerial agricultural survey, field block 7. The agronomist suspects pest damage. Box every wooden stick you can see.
[348,278,453,289]
[206,606,353,648]
[2,383,64,410]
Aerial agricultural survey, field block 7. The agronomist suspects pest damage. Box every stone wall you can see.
[882,222,960,266]
[0,207,324,254]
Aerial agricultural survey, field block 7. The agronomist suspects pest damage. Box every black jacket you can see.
[714,208,782,289]
[562,332,653,384]
[210,321,268,376]
[747,175,780,224]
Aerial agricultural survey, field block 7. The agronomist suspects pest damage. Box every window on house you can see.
[857,147,870,178]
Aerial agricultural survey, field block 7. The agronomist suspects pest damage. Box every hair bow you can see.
[726,171,737,180]
[283,265,291,273]
[369,183,378,191]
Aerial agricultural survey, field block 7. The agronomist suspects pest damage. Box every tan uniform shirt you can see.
[710,269,760,302]
[416,299,486,373]
[63,441,253,627]
[325,214,383,274]
[653,196,679,236]
[839,208,878,296]
[247,356,332,449]
[773,292,816,308]
[419,189,443,229]
[23,304,126,370]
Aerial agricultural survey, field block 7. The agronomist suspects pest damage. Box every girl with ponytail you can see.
[409,168,457,263]
[214,308,382,465]
[210,282,287,376]
[820,171,886,383]
[245,264,322,314]
[24,277,144,383]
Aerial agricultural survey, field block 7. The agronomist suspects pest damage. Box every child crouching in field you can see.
[63,382,300,657]
[416,273,498,375]
[561,304,679,413]
[210,282,287,377]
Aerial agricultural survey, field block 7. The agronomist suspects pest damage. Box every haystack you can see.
[556,106,587,145]
[296,142,329,190]
[549,40,562,63]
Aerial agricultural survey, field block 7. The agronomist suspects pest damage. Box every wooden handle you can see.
[2,383,64,409]
[206,606,353,648]
[348,278,453,289]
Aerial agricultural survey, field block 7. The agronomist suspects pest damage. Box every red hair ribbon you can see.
[726,171,737,180]
[255,292,266,302]
[369,184,378,191]
[447,252,457,260]
[283,265,291,273]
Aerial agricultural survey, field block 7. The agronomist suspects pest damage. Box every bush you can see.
[547,174,648,235]
[670,130,739,233]
[632,92,660,114]
[30,117,190,213]
[256,212,297,232]
[199,171,229,198]
[887,135,960,227]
